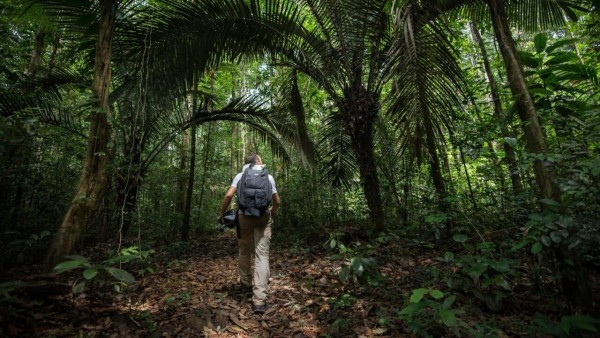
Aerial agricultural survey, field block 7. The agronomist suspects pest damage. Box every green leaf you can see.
[519,51,541,68]
[531,242,543,254]
[541,235,552,246]
[443,295,456,309]
[546,39,576,53]
[54,260,85,271]
[430,289,444,299]
[534,33,548,53]
[439,309,457,327]
[330,239,336,249]
[105,267,135,284]
[528,87,554,96]
[504,137,517,147]
[83,268,98,280]
[399,304,419,315]
[410,288,429,303]
[339,266,350,282]
[491,262,510,273]
[539,198,560,207]
[484,294,503,311]
[444,251,454,262]
[568,315,599,332]
[550,231,564,244]
[452,234,468,243]
[510,240,528,252]
[495,276,511,290]
[467,263,487,278]
[351,257,364,276]
[73,281,86,294]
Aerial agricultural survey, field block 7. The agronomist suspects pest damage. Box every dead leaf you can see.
[184,314,205,332]
[229,313,247,330]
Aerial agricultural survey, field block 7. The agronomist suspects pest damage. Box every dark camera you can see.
[219,209,238,232]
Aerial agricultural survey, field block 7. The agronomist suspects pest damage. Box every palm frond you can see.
[140,95,293,173]
[275,69,319,168]
[316,112,358,189]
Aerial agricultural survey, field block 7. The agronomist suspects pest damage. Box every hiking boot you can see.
[252,303,267,314]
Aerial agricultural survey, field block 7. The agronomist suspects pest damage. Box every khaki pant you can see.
[238,211,272,306]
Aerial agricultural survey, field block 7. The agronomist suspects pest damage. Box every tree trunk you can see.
[181,123,197,242]
[27,29,46,78]
[196,123,214,229]
[47,36,61,75]
[342,91,385,233]
[487,0,590,309]
[115,136,142,237]
[45,0,116,270]
[458,144,478,209]
[424,113,450,219]
[470,21,523,194]
[488,0,558,201]
[174,131,189,233]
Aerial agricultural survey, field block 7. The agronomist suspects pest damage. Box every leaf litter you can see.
[1,230,599,337]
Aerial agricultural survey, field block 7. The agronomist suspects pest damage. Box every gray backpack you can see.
[237,165,272,217]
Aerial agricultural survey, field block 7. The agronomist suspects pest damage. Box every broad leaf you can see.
[452,234,468,243]
[439,309,457,327]
[54,260,85,271]
[73,281,86,294]
[105,267,135,284]
[83,268,98,280]
[409,288,428,303]
[339,266,350,282]
[531,242,543,254]
[430,289,444,299]
[534,34,548,53]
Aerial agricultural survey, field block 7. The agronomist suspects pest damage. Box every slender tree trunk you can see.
[115,136,142,237]
[470,21,523,194]
[174,131,189,233]
[45,0,116,270]
[487,0,590,309]
[196,123,214,227]
[424,114,449,214]
[458,144,478,209]
[181,123,196,242]
[402,162,412,226]
[379,155,408,224]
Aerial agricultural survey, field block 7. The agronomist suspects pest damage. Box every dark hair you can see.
[244,154,259,165]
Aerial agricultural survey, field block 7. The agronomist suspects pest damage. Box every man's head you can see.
[245,153,262,165]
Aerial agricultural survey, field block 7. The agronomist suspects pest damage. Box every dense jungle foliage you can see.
[1,0,599,336]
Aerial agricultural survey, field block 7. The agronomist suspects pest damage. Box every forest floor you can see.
[1,228,599,337]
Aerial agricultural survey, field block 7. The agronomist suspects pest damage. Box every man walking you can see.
[219,153,280,314]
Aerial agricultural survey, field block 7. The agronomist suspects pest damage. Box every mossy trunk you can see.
[45,0,116,270]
